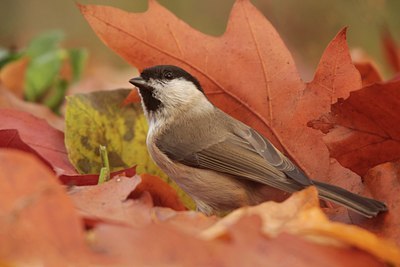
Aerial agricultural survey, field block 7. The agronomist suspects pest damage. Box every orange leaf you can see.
[355,160,400,246]
[0,149,91,265]
[0,57,29,98]
[201,187,400,266]
[80,1,363,190]
[131,173,186,211]
[90,216,385,267]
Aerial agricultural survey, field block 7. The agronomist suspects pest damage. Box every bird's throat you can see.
[138,88,162,112]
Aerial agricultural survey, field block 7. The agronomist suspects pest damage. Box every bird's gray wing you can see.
[233,126,313,186]
[157,123,310,193]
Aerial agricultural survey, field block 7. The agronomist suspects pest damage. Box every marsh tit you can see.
[129,65,387,218]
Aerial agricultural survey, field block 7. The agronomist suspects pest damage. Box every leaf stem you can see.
[98,145,110,184]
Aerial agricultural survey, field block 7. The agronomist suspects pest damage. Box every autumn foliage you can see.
[1,0,400,266]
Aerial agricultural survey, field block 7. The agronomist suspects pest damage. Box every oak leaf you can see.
[80,0,366,195]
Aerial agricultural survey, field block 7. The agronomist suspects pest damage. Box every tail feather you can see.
[313,180,387,218]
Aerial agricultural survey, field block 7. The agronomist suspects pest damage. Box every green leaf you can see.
[65,89,195,209]
[26,31,64,58]
[68,48,88,82]
[24,50,63,101]
[43,78,69,112]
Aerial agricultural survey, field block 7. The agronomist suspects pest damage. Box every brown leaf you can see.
[201,187,400,266]
[0,109,76,175]
[311,79,400,176]
[80,1,364,192]
[0,149,91,266]
[89,214,386,267]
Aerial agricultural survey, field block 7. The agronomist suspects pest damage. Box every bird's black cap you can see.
[140,65,203,93]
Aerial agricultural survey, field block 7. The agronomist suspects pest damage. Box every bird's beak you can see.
[129,77,147,88]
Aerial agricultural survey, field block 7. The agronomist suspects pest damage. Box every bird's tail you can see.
[313,180,387,218]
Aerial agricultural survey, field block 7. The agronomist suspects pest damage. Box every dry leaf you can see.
[310,79,400,177]
[0,85,64,131]
[0,149,91,266]
[0,109,76,175]
[201,187,400,266]
[131,173,186,211]
[80,0,367,198]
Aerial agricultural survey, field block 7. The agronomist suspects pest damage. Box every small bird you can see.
[129,65,387,218]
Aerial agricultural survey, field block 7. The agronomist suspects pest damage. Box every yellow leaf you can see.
[65,89,194,208]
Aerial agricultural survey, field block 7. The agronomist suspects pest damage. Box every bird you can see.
[129,64,387,218]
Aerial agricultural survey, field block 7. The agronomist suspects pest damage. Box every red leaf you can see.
[59,165,136,186]
[354,61,382,87]
[0,109,76,175]
[311,80,400,176]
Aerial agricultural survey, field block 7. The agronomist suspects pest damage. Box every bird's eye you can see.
[163,71,174,80]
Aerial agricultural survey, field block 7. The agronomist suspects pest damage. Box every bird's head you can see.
[129,65,211,120]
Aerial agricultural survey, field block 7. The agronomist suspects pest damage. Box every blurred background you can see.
[0,0,399,81]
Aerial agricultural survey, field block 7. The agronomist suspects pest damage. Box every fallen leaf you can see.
[310,79,400,177]
[152,207,218,235]
[59,165,136,186]
[0,85,64,131]
[353,160,400,246]
[0,109,76,175]
[69,175,146,227]
[80,1,366,196]
[201,187,400,266]
[131,173,186,211]
[89,214,385,267]
[0,149,91,266]
[65,89,195,208]
[65,89,155,174]
[69,173,186,228]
